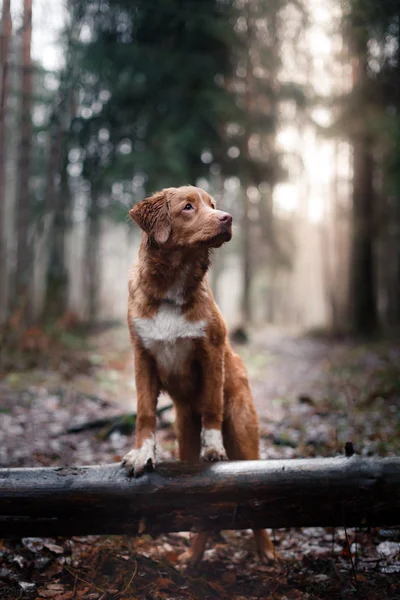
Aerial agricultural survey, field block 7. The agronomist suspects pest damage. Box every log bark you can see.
[1,457,400,538]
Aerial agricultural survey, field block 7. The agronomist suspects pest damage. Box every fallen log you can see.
[1,457,400,538]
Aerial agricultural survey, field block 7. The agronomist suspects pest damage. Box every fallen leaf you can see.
[207,581,227,596]
[22,537,44,553]
[44,561,63,578]
[37,589,61,598]
[341,545,352,559]
[312,573,329,583]
[46,584,64,591]
[43,542,64,555]
[165,550,179,563]
[19,581,36,594]
[155,577,174,590]
[376,541,400,558]
[286,591,305,600]
[222,571,236,584]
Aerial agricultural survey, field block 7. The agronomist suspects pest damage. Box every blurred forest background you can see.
[1,0,400,343]
[2,2,400,598]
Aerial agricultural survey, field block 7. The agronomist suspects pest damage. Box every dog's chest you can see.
[133,304,206,373]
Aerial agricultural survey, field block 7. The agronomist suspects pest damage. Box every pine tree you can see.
[222,0,304,325]
[73,0,238,194]
[341,0,400,332]
[0,0,12,321]
[14,0,33,321]
[43,1,85,320]
[65,0,239,322]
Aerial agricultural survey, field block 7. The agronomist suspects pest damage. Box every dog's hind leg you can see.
[184,531,209,564]
[223,408,277,561]
[253,529,277,561]
[222,358,278,561]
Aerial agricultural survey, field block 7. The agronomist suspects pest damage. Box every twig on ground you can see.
[65,404,173,437]
[63,564,106,594]
[344,526,358,585]
[118,559,138,597]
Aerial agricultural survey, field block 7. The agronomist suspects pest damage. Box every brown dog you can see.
[122,185,276,562]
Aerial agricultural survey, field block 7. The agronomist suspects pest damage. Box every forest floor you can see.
[1,325,400,599]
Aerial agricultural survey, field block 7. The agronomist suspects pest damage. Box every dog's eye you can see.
[211,203,215,209]
[183,203,193,211]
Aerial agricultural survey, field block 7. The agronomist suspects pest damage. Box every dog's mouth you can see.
[201,228,232,248]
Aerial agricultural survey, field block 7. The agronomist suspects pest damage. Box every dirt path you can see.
[85,324,342,414]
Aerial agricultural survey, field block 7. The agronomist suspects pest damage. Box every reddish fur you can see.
[125,185,277,563]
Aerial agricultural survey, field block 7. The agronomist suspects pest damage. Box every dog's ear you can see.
[129,191,171,244]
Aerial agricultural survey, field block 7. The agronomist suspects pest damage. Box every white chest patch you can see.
[133,304,206,373]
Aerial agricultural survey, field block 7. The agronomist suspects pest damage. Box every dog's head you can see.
[129,186,232,248]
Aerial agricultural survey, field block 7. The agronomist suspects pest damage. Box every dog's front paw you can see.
[122,436,156,477]
[200,428,227,462]
[201,446,227,462]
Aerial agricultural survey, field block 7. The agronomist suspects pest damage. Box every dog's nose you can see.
[217,212,232,225]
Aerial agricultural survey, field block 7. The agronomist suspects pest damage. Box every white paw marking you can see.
[122,435,156,477]
[200,428,227,461]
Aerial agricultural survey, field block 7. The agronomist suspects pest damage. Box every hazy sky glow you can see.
[275,0,339,222]
[11,0,66,71]
[10,0,339,225]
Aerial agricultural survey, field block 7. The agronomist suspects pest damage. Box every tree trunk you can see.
[1,457,400,537]
[13,0,33,321]
[396,203,400,326]
[241,4,253,326]
[0,0,12,322]
[209,177,225,305]
[86,190,101,324]
[241,185,252,324]
[210,243,223,305]
[43,120,70,319]
[349,52,378,335]
[350,132,378,334]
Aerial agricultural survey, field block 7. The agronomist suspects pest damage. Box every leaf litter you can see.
[1,326,400,598]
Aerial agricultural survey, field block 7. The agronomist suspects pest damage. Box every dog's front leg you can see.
[122,344,160,477]
[200,346,227,462]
